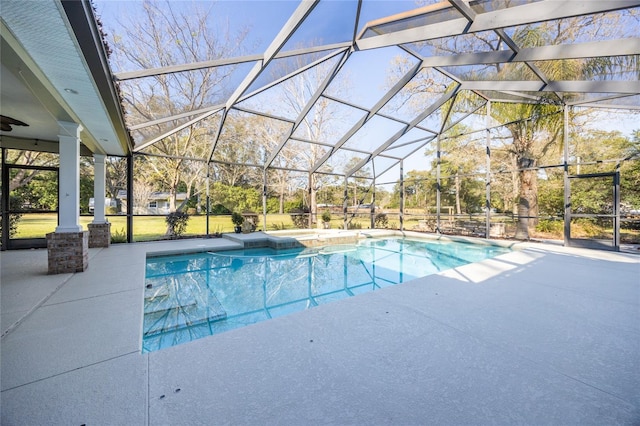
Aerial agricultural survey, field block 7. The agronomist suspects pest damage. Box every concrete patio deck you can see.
[1,232,639,425]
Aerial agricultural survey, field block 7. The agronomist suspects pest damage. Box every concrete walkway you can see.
[1,233,639,425]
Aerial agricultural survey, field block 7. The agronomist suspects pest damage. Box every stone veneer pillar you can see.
[88,222,111,248]
[46,231,89,274]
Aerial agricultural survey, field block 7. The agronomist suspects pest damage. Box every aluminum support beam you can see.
[468,1,640,33]
[460,80,640,94]
[399,160,404,231]
[485,101,491,239]
[356,1,640,51]
[563,105,571,246]
[114,42,350,81]
[436,133,441,234]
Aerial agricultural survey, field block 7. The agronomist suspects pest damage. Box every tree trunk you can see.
[169,187,177,213]
[515,156,538,240]
[455,172,461,215]
[279,190,284,214]
[310,175,318,225]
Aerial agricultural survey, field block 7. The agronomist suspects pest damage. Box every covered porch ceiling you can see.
[0,0,131,156]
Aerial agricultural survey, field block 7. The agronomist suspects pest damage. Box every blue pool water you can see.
[142,238,509,352]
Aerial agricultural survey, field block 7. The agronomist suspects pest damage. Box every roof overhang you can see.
[0,0,131,156]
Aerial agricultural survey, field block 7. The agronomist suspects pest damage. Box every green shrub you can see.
[231,211,244,227]
[110,227,127,243]
[321,210,332,223]
[574,218,602,237]
[0,212,22,238]
[374,212,388,228]
[535,219,562,234]
[106,206,119,215]
[284,200,303,213]
[165,211,190,237]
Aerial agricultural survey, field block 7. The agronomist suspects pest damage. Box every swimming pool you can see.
[142,237,510,352]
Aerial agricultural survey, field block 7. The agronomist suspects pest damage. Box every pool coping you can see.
[144,229,523,259]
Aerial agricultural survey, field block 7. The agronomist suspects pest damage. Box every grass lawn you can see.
[12,213,374,241]
[18,213,633,243]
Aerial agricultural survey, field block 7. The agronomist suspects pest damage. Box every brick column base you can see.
[88,222,111,248]
[46,231,89,274]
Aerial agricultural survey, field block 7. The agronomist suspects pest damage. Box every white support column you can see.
[56,121,83,232]
[92,154,107,224]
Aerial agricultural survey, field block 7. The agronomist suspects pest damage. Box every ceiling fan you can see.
[1,115,29,132]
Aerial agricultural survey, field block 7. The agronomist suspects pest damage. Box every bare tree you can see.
[132,178,154,215]
[107,0,249,211]
[7,150,57,191]
[273,50,352,222]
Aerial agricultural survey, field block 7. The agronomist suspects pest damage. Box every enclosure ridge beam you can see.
[460,80,640,94]
[546,80,640,94]
[566,93,635,107]
[514,38,640,62]
[572,102,640,111]
[423,38,640,68]
[468,1,640,33]
[357,1,640,52]
[310,60,423,174]
[113,41,350,81]
[356,18,469,51]
[421,50,515,68]
[114,55,262,81]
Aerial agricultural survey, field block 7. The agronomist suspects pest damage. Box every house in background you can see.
[88,197,118,214]
[116,190,188,215]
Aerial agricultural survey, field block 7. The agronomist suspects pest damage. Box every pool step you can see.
[143,294,227,337]
[144,293,197,314]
